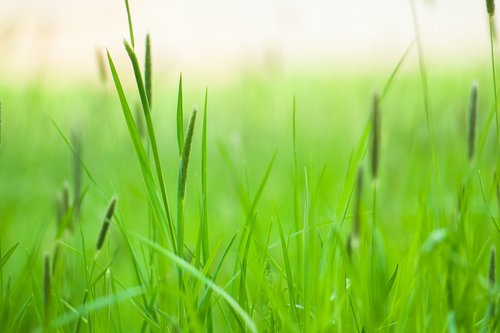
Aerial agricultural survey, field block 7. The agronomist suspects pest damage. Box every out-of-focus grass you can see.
[0,63,498,331]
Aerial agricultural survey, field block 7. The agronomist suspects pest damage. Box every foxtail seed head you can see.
[178,108,198,199]
[468,83,478,161]
[371,93,380,180]
[96,197,117,251]
[487,0,495,16]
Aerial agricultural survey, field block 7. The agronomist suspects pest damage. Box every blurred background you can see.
[0,0,493,83]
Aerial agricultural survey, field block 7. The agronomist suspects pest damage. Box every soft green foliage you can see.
[1,8,500,332]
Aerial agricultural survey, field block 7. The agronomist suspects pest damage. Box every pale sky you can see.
[0,0,493,81]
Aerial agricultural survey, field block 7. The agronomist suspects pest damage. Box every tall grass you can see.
[1,0,500,332]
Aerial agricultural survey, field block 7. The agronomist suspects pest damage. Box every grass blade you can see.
[123,41,176,251]
[144,34,152,109]
[106,50,172,248]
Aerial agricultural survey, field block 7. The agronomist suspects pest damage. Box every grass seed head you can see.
[348,167,364,255]
[487,0,496,16]
[179,108,198,199]
[468,82,478,160]
[96,48,107,83]
[96,197,117,251]
[371,93,380,180]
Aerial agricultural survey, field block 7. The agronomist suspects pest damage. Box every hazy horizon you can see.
[0,0,494,82]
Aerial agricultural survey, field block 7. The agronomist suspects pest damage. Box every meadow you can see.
[0,1,500,332]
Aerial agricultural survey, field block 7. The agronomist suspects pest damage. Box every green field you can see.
[1,5,500,332]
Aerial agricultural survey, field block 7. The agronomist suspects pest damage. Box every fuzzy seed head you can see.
[178,108,197,199]
[468,83,478,161]
[371,93,380,180]
[353,167,363,237]
[96,197,117,251]
[487,0,495,16]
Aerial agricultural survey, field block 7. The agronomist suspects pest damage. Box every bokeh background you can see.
[0,0,492,83]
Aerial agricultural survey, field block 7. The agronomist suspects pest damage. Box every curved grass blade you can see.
[106,51,172,247]
[123,41,176,250]
[55,286,147,327]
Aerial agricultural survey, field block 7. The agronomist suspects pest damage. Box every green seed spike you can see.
[96,197,117,251]
[353,167,363,238]
[371,93,380,180]
[96,48,107,83]
[468,83,478,161]
[179,108,197,200]
[177,108,197,258]
[487,0,495,16]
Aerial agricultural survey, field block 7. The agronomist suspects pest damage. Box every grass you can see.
[0,3,500,331]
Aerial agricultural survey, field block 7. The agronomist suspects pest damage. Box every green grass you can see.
[0,9,500,330]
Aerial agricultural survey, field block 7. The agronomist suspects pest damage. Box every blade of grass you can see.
[144,34,152,109]
[123,42,176,250]
[107,51,172,248]
[55,286,147,327]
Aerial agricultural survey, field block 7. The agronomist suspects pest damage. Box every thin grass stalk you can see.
[72,130,82,220]
[292,95,303,289]
[43,254,51,329]
[489,247,497,327]
[199,89,213,330]
[487,0,499,143]
[302,167,310,329]
[144,34,152,109]
[123,0,135,48]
